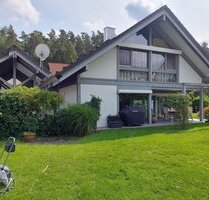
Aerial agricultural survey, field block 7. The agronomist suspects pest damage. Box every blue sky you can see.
[0,0,209,43]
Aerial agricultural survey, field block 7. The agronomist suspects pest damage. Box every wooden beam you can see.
[10,50,50,77]
[13,56,17,87]
[0,55,12,63]
[33,74,37,86]
[21,74,36,86]
[16,63,34,77]
[16,63,42,84]
[0,77,12,88]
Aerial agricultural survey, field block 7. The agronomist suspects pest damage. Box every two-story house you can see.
[47,5,209,127]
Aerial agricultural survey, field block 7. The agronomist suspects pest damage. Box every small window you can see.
[119,49,131,65]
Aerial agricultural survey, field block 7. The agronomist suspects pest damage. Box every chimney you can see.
[104,27,116,41]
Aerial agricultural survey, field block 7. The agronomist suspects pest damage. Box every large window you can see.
[119,49,131,65]
[152,53,177,70]
[132,50,148,68]
[167,54,177,69]
[152,53,177,83]
[119,48,178,83]
[152,53,165,70]
[119,48,148,68]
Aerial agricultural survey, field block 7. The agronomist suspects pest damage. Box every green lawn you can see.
[192,112,199,119]
[3,123,209,200]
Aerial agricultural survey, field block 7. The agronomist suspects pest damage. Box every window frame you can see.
[118,47,178,83]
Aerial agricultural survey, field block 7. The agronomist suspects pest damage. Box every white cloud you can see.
[0,0,40,25]
[142,0,167,11]
[82,20,106,32]
[127,0,167,13]
[124,0,168,23]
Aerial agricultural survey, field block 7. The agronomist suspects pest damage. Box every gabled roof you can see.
[0,46,51,78]
[51,5,209,87]
[48,63,69,75]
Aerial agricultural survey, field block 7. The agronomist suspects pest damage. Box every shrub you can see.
[37,114,61,137]
[166,94,192,128]
[0,86,63,138]
[23,116,39,133]
[189,91,209,112]
[6,86,63,114]
[57,104,97,136]
[0,92,34,138]
[85,95,102,130]
[204,106,209,119]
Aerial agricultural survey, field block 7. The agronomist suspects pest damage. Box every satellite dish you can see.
[35,44,50,61]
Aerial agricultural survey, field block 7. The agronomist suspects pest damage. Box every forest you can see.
[0,25,209,66]
[0,25,104,65]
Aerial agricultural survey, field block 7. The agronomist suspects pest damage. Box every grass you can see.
[192,112,199,119]
[3,123,209,200]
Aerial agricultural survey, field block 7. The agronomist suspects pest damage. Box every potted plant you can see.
[22,116,38,142]
[22,132,36,142]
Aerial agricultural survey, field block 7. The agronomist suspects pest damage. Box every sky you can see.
[0,0,209,43]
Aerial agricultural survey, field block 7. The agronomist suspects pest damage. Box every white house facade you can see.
[47,6,209,127]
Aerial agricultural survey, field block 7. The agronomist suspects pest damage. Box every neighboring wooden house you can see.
[0,46,50,89]
[46,5,209,127]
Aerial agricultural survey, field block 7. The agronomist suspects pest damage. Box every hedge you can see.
[0,86,63,138]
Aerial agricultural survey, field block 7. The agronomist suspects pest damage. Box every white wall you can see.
[80,84,118,127]
[80,48,117,80]
[59,84,77,104]
[179,56,202,84]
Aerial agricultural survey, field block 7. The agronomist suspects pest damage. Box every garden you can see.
[1,87,209,199]
[0,86,101,140]
[2,123,209,200]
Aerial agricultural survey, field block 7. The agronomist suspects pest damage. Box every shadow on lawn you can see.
[78,123,208,144]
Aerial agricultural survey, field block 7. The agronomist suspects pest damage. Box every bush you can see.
[37,114,61,137]
[6,86,63,114]
[166,94,192,128]
[189,91,209,112]
[85,95,102,130]
[0,93,34,138]
[39,97,101,137]
[0,86,63,138]
[0,86,99,138]
[204,106,209,119]
[57,104,97,136]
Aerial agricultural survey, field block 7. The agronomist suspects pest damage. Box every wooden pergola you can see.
[0,46,50,90]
